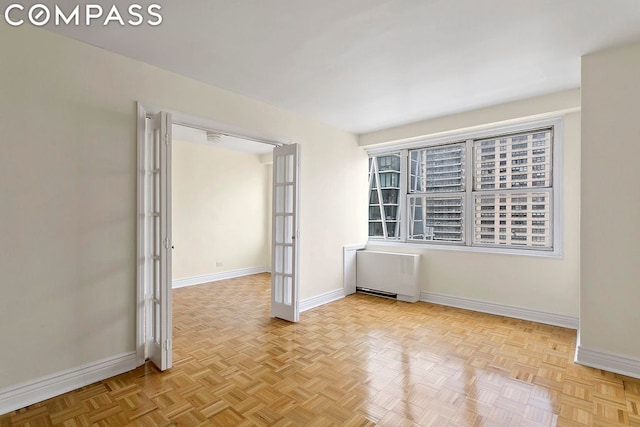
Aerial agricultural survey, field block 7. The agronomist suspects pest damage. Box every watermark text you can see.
[4,3,163,27]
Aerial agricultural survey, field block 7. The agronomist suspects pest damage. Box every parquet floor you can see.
[2,273,639,426]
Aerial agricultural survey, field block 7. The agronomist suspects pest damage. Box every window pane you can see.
[385,221,398,238]
[285,184,293,213]
[473,192,552,248]
[275,246,283,273]
[473,130,552,190]
[384,205,398,221]
[275,186,284,213]
[369,206,382,220]
[275,275,283,303]
[369,222,384,237]
[377,154,400,171]
[283,277,292,306]
[275,216,283,243]
[276,156,285,184]
[368,153,401,239]
[284,215,293,244]
[286,154,294,183]
[408,195,464,242]
[284,246,292,274]
[409,143,465,193]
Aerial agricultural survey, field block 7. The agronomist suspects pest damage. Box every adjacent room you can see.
[170,124,274,289]
[1,1,639,425]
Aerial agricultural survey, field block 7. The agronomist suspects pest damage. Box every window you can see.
[368,153,401,239]
[408,195,464,242]
[407,143,466,242]
[367,120,561,255]
[472,130,552,249]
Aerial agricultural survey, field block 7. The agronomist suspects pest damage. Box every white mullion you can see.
[465,139,474,246]
[420,197,428,240]
[471,187,551,196]
[367,158,375,190]
[367,159,377,236]
[373,159,388,239]
[399,149,408,241]
[548,187,555,250]
[407,194,418,240]
[367,158,385,239]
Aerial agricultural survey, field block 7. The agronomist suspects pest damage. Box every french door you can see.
[145,111,172,370]
[271,144,300,322]
[137,107,301,371]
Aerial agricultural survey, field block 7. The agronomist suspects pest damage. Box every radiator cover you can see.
[356,250,420,302]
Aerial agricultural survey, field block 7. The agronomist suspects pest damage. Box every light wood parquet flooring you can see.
[1,272,639,426]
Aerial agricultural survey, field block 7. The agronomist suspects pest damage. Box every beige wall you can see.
[580,42,640,359]
[361,91,581,317]
[0,23,367,389]
[172,141,270,280]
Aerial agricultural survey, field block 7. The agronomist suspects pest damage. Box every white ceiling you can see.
[47,0,640,134]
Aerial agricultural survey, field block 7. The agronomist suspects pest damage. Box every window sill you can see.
[366,239,563,259]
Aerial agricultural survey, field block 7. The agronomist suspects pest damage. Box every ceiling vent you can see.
[206,131,222,144]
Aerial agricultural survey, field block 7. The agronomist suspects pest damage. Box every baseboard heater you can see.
[356,250,420,302]
[356,287,397,299]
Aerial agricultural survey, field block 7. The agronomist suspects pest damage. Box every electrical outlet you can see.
[216,261,223,267]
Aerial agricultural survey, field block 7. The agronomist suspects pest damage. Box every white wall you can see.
[360,90,581,318]
[579,42,640,363]
[172,141,269,281]
[0,23,367,390]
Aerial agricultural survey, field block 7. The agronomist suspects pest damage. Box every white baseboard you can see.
[173,266,269,289]
[300,289,345,312]
[0,352,137,415]
[575,346,640,380]
[420,291,579,329]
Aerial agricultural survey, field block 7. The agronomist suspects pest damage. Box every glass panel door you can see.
[271,144,300,322]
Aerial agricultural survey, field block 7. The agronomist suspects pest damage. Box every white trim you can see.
[575,346,640,380]
[141,104,290,147]
[300,289,345,312]
[0,352,136,415]
[551,118,564,258]
[172,266,269,289]
[343,244,367,251]
[367,240,563,258]
[365,115,572,155]
[136,102,147,367]
[359,105,580,149]
[421,291,578,329]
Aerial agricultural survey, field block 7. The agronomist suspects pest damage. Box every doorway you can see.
[171,124,273,288]
[136,103,301,372]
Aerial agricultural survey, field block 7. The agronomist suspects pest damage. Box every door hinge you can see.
[164,339,171,350]
[165,134,169,145]
[164,237,170,249]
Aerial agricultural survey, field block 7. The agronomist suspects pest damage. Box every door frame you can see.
[135,102,294,366]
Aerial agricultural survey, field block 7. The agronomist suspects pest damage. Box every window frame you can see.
[366,117,564,258]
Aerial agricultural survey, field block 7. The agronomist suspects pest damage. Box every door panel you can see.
[147,111,172,370]
[271,144,300,322]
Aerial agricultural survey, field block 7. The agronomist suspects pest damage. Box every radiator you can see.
[356,250,420,302]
